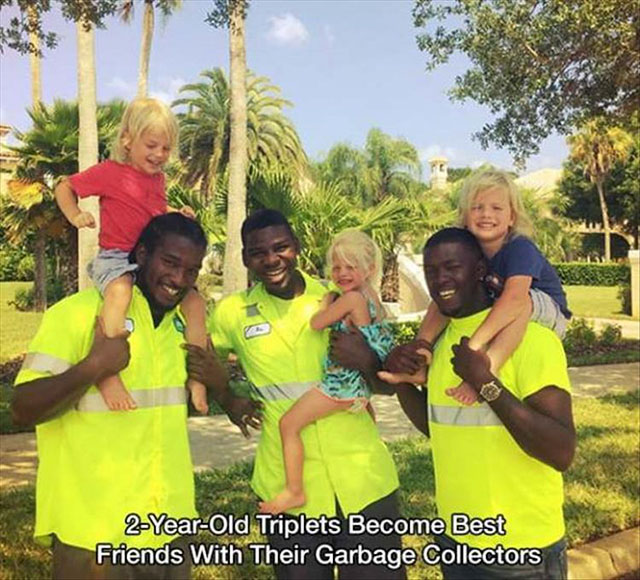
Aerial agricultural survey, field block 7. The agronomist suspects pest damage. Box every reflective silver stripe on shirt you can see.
[252,381,315,401]
[22,352,72,375]
[76,386,187,412]
[429,403,503,426]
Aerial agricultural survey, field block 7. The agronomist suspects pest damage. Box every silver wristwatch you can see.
[479,379,502,402]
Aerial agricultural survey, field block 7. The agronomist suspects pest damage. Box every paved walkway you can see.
[586,317,639,340]
[1,362,638,489]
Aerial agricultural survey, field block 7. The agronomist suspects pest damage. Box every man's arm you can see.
[12,319,130,427]
[452,337,575,472]
[331,330,430,434]
[395,384,429,436]
[184,341,262,438]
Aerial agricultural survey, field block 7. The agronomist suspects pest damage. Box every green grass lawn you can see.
[564,285,632,320]
[0,282,43,364]
[1,391,638,580]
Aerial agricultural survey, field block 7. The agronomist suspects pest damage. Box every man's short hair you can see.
[132,213,207,261]
[424,227,484,262]
[241,209,295,246]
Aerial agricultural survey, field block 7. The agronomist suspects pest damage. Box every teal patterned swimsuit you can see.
[319,298,394,403]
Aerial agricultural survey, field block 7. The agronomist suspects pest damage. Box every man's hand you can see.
[224,396,262,439]
[451,336,493,391]
[330,327,377,373]
[183,342,226,387]
[85,317,130,383]
[183,342,262,437]
[71,211,96,229]
[385,340,432,375]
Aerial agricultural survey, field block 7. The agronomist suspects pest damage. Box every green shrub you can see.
[10,279,65,311]
[0,246,32,281]
[599,323,623,347]
[16,255,35,281]
[389,321,420,345]
[617,283,632,315]
[553,262,630,286]
[563,318,597,351]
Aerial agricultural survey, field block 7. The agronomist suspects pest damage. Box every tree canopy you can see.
[413,0,639,162]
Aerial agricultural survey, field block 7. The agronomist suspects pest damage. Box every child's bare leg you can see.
[181,289,209,414]
[446,300,532,405]
[99,275,136,411]
[259,389,351,515]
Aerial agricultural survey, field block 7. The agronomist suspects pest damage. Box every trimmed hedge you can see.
[552,262,630,286]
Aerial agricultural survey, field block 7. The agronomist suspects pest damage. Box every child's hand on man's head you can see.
[71,211,96,229]
[178,205,196,219]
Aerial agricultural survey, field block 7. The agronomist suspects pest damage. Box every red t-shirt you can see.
[70,160,167,251]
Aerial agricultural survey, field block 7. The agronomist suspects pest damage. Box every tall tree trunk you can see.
[76,20,100,291]
[137,0,154,97]
[381,252,399,303]
[27,5,41,105]
[34,229,47,311]
[595,179,611,261]
[28,6,45,310]
[222,0,248,295]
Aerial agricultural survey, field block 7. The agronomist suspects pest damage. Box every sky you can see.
[1,0,568,179]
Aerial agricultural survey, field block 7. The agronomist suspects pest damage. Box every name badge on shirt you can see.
[173,315,185,335]
[244,322,271,339]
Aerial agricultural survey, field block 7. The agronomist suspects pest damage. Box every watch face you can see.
[480,381,501,402]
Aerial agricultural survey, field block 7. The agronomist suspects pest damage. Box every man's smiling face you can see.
[423,241,486,318]
[242,225,301,297]
[136,233,204,313]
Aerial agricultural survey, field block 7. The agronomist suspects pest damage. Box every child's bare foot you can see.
[98,375,137,411]
[189,380,209,414]
[258,489,306,515]
[445,381,478,405]
[377,368,427,385]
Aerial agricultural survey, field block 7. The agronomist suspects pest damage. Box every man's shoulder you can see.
[515,321,565,360]
[211,288,257,327]
[43,289,102,320]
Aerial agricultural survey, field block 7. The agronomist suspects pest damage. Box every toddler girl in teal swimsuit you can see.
[259,230,393,515]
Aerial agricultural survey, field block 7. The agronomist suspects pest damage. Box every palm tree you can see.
[173,69,307,201]
[75,17,100,291]
[119,0,182,97]
[223,0,250,294]
[567,120,633,261]
[6,100,125,308]
[27,4,42,106]
[312,144,368,205]
[363,128,421,205]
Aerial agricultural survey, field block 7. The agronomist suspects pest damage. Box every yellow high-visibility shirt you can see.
[209,271,399,517]
[428,308,571,548]
[15,287,197,550]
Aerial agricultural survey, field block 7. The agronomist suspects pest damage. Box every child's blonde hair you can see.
[111,98,179,163]
[327,229,383,287]
[457,168,534,239]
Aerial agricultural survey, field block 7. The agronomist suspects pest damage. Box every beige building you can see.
[0,124,19,196]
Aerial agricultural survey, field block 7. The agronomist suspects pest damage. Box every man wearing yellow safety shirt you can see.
[195,209,405,579]
[384,227,576,580]
[12,214,260,579]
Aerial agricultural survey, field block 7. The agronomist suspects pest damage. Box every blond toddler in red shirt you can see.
[55,98,209,413]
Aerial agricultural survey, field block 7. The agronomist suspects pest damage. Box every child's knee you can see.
[104,275,133,302]
[279,413,298,437]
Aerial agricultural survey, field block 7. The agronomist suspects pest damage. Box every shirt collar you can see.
[448,308,491,334]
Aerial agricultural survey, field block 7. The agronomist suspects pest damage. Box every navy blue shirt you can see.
[488,236,571,318]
